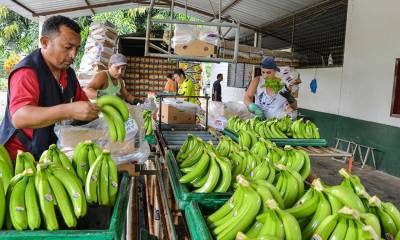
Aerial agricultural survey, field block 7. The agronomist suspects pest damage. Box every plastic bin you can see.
[165,150,231,210]
[0,172,131,240]
[185,201,225,240]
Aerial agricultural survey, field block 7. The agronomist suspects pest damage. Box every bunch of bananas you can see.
[85,150,118,206]
[97,95,129,142]
[228,116,321,139]
[207,175,301,240]
[215,136,239,158]
[273,165,305,209]
[178,141,232,193]
[250,140,311,181]
[282,177,367,239]
[238,129,258,149]
[38,144,75,176]
[3,54,20,74]
[36,164,87,230]
[0,145,13,192]
[339,168,400,239]
[278,146,311,181]
[310,206,381,240]
[291,118,320,139]
[229,150,276,184]
[142,110,153,136]
[72,141,102,184]
[6,168,37,230]
[6,161,86,231]
[368,196,400,239]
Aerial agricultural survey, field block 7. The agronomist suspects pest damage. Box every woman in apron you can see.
[244,57,297,119]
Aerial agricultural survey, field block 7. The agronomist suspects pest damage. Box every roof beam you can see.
[11,0,36,15]
[158,0,260,32]
[32,0,168,17]
[84,0,95,15]
[209,0,242,22]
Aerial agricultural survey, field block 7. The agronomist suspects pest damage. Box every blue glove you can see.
[248,103,265,119]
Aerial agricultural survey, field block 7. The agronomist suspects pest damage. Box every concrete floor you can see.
[311,157,400,208]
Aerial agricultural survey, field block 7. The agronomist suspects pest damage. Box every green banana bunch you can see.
[322,181,367,214]
[277,145,311,181]
[85,150,119,206]
[268,120,288,138]
[38,144,76,176]
[7,168,35,230]
[216,136,238,157]
[368,195,400,239]
[37,162,87,229]
[143,111,153,136]
[274,164,304,209]
[238,130,257,150]
[251,198,301,240]
[97,95,129,142]
[339,168,371,200]
[72,141,103,184]
[179,143,233,193]
[0,144,13,193]
[310,207,381,240]
[208,175,261,240]
[176,135,201,162]
[290,118,320,139]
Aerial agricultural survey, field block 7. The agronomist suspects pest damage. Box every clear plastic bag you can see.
[54,106,150,165]
[171,24,198,47]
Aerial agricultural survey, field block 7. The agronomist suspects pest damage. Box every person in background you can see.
[212,73,223,102]
[164,73,178,93]
[0,15,100,160]
[244,57,297,120]
[84,53,140,104]
[173,69,196,103]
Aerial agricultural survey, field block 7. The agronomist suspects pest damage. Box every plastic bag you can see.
[224,101,253,119]
[172,24,198,47]
[54,106,150,165]
[199,26,219,46]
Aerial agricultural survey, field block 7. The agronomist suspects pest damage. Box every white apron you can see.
[255,77,288,119]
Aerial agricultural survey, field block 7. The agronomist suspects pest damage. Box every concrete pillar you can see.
[38,16,47,47]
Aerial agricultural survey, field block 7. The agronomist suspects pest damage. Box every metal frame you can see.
[144,0,240,64]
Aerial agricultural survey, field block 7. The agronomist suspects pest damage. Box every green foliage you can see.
[0,5,197,73]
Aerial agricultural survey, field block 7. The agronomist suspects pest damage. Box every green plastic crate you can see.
[223,128,328,147]
[185,201,225,240]
[0,172,131,240]
[165,150,231,210]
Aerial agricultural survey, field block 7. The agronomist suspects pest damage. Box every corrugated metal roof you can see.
[1,0,325,37]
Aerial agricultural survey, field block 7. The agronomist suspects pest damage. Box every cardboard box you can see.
[160,104,196,124]
[175,40,214,57]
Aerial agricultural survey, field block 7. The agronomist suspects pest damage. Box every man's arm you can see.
[84,71,107,99]
[244,76,260,105]
[12,102,100,129]
[119,80,135,103]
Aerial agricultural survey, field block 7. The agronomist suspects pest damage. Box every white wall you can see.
[297,0,400,128]
[210,63,246,103]
[297,67,343,115]
[339,0,400,127]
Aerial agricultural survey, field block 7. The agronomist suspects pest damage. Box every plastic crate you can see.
[185,201,225,240]
[0,172,131,240]
[223,128,328,147]
[165,150,231,210]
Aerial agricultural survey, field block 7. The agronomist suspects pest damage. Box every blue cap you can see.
[260,57,280,72]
